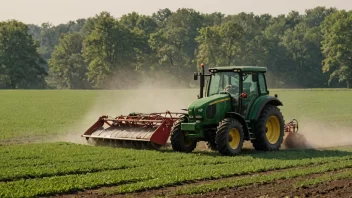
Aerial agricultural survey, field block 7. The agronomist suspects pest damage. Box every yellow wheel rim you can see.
[228,128,240,149]
[266,116,280,144]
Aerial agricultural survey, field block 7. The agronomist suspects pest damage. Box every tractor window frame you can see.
[207,71,240,97]
[240,72,261,115]
[258,73,268,95]
[207,73,222,96]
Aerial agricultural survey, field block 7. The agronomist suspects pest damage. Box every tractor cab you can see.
[194,65,269,118]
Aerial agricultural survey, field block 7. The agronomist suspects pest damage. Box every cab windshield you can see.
[207,72,240,97]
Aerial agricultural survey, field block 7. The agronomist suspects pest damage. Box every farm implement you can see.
[82,64,309,155]
[82,111,185,149]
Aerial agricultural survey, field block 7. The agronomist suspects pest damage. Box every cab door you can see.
[240,73,259,116]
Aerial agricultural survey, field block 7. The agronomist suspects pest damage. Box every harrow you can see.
[82,111,185,149]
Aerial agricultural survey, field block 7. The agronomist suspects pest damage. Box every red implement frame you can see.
[82,111,185,145]
[283,119,309,148]
[284,119,299,133]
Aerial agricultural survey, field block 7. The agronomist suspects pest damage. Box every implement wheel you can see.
[215,118,244,156]
[170,120,197,153]
[252,105,284,151]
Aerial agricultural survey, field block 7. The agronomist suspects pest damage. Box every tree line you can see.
[0,6,351,89]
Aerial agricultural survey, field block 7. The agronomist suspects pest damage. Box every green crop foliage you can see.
[172,160,352,195]
[293,169,352,188]
[0,143,352,197]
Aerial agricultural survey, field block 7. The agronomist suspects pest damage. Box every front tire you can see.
[205,130,217,151]
[215,118,244,156]
[170,120,197,153]
[252,105,284,151]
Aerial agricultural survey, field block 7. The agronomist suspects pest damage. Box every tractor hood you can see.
[187,94,231,120]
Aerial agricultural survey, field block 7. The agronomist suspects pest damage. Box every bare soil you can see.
[181,177,352,198]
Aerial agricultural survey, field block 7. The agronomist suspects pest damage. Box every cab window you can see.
[258,73,267,94]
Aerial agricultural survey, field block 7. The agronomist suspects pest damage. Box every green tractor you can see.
[170,64,305,156]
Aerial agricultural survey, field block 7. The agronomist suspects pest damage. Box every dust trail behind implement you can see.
[296,119,352,149]
[56,88,198,145]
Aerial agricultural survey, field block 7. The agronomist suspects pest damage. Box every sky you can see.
[1,0,351,25]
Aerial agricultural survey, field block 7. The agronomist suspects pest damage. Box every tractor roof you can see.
[209,66,267,72]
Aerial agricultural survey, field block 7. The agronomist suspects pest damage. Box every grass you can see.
[1,88,352,197]
[1,89,352,141]
[0,90,98,141]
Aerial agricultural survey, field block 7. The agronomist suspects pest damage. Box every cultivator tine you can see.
[82,111,185,150]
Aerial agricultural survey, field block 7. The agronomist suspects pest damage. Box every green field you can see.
[1,89,352,197]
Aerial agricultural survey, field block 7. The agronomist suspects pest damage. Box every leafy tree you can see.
[149,8,206,85]
[203,12,225,26]
[196,21,244,67]
[321,10,352,88]
[27,20,87,64]
[82,12,138,88]
[0,20,47,88]
[280,7,335,87]
[119,12,159,73]
[259,14,296,87]
[228,13,267,66]
[152,8,173,27]
[47,32,89,89]
[2,6,350,89]
[120,12,158,35]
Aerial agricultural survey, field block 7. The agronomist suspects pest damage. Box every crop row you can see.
[2,142,351,167]
[169,159,352,196]
[1,153,351,182]
[293,168,352,188]
[0,153,234,182]
[2,153,352,197]
[3,142,352,162]
[1,143,352,182]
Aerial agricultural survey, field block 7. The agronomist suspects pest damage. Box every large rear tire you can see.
[215,118,244,156]
[170,120,197,153]
[252,105,284,151]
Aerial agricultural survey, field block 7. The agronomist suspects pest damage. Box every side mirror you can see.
[194,72,198,80]
[252,73,258,82]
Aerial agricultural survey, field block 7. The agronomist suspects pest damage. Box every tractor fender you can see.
[226,112,250,138]
[254,97,283,120]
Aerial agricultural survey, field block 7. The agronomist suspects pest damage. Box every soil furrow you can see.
[49,160,346,198]
[174,168,352,198]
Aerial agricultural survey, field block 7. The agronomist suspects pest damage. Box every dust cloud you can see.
[55,71,199,145]
[294,119,352,149]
